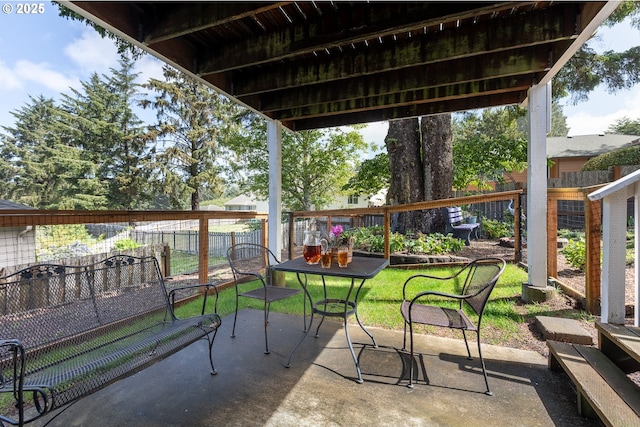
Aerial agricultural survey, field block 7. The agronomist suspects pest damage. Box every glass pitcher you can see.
[303,229,322,265]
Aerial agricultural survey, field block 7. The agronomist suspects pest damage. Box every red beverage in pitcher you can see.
[303,245,322,264]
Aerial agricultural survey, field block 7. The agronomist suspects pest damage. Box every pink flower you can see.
[330,225,343,239]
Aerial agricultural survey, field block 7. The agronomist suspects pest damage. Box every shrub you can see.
[350,226,464,255]
[580,144,640,171]
[481,219,513,239]
[562,238,586,271]
[114,238,140,250]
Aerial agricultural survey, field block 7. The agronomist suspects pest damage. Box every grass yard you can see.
[175,262,594,352]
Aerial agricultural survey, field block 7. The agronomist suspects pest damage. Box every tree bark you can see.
[421,114,453,232]
[385,118,422,234]
[386,114,453,234]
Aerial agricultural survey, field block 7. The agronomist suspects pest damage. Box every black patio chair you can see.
[400,257,506,395]
[227,243,303,354]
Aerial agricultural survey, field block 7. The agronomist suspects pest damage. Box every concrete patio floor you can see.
[34,309,602,427]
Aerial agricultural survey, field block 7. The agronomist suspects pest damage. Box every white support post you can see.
[601,191,628,324]
[526,83,550,289]
[267,120,283,262]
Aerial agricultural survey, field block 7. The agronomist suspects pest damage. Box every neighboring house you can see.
[224,192,383,212]
[224,194,269,212]
[0,200,36,269]
[508,134,640,183]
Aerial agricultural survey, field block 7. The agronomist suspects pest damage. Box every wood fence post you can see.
[514,193,521,263]
[162,244,171,277]
[384,207,390,259]
[585,196,602,314]
[287,213,294,260]
[198,218,209,284]
[547,194,558,278]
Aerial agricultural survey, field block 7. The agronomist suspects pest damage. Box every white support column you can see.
[267,120,283,261]
[526,83,550,289]
[601,191,628,324]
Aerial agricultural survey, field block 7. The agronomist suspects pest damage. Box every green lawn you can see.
[174,263,589,347]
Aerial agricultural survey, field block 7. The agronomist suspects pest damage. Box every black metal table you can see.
[272,256,389,383]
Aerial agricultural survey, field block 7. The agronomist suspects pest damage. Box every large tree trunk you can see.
[191,190,199,211]
[386,114,453,234]
[421,114,453,233]
[385,118,422,234]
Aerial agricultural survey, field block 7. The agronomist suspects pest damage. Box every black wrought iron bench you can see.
[0,255,221,426]
[443,206,480,246]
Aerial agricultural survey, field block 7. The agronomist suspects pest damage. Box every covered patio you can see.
[21,2,622,425]
[34,309,600,427]
[65,1,618,294]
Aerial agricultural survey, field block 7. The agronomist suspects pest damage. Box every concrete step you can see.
[535,315,593,345]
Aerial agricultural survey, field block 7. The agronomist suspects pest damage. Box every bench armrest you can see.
[1,339,25,390]
[168,282,220,317]
[0,339,25,425]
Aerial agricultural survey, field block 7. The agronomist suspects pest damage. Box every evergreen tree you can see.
[555,2,640,103]
[0,96,103,209]
[59,56,153,209]
[606,116,640,134]
[141,65,236,210]
[549,101,570,137]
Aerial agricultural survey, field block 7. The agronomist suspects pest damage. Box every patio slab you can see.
[34,309,601,427]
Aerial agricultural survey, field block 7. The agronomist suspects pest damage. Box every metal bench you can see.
[0,255,221,426]
[443,206,479,246]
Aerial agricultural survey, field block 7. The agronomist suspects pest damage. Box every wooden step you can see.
[596,321,640,373]
[547,340,640,427]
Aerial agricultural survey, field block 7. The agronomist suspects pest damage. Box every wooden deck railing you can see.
[287,189,524,261]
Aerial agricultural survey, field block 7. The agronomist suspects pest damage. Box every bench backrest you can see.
[0,255,171,352]
[446,206,465,226]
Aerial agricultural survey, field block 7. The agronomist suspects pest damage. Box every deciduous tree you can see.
[227,114,370,211]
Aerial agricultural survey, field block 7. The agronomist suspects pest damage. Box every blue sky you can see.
[1,4,640,147]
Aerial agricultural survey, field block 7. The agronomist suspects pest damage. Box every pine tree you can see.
[0,96,103,209]
[59,56,153,209]
[141,65,237,210]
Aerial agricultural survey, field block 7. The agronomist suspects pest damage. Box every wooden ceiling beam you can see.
[142,2,292,45]
[269,75,533,121]
[194,2,536,74]
[286,92,526,131]
[226,6,578,96]
[243,43,560,113]
[69,2,145,41]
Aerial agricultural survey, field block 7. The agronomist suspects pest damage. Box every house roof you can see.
[66,2,615,132]
[547,134,640,159]
[224,195,258,207]
[0,199,33,210]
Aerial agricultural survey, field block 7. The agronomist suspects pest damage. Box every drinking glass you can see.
[337,245,349,268]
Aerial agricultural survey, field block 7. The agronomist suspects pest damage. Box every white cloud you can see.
[565,86,640,136]
[358,121,388,148]
[0,60,78,94]
[14,60,79,93]
[0,61,22,91]
[64,30,119,72]
[133,55,166,86]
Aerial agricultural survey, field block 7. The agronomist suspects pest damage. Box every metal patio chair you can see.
[227,243,303,354]
[400,257,506,394]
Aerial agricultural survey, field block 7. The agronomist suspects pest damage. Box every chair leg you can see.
[263,301,270,354]
[476,332,492,396]
[461,329,472,360]
[407,323,415,389]
[402,321,407,351]
[231,292,239,339]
